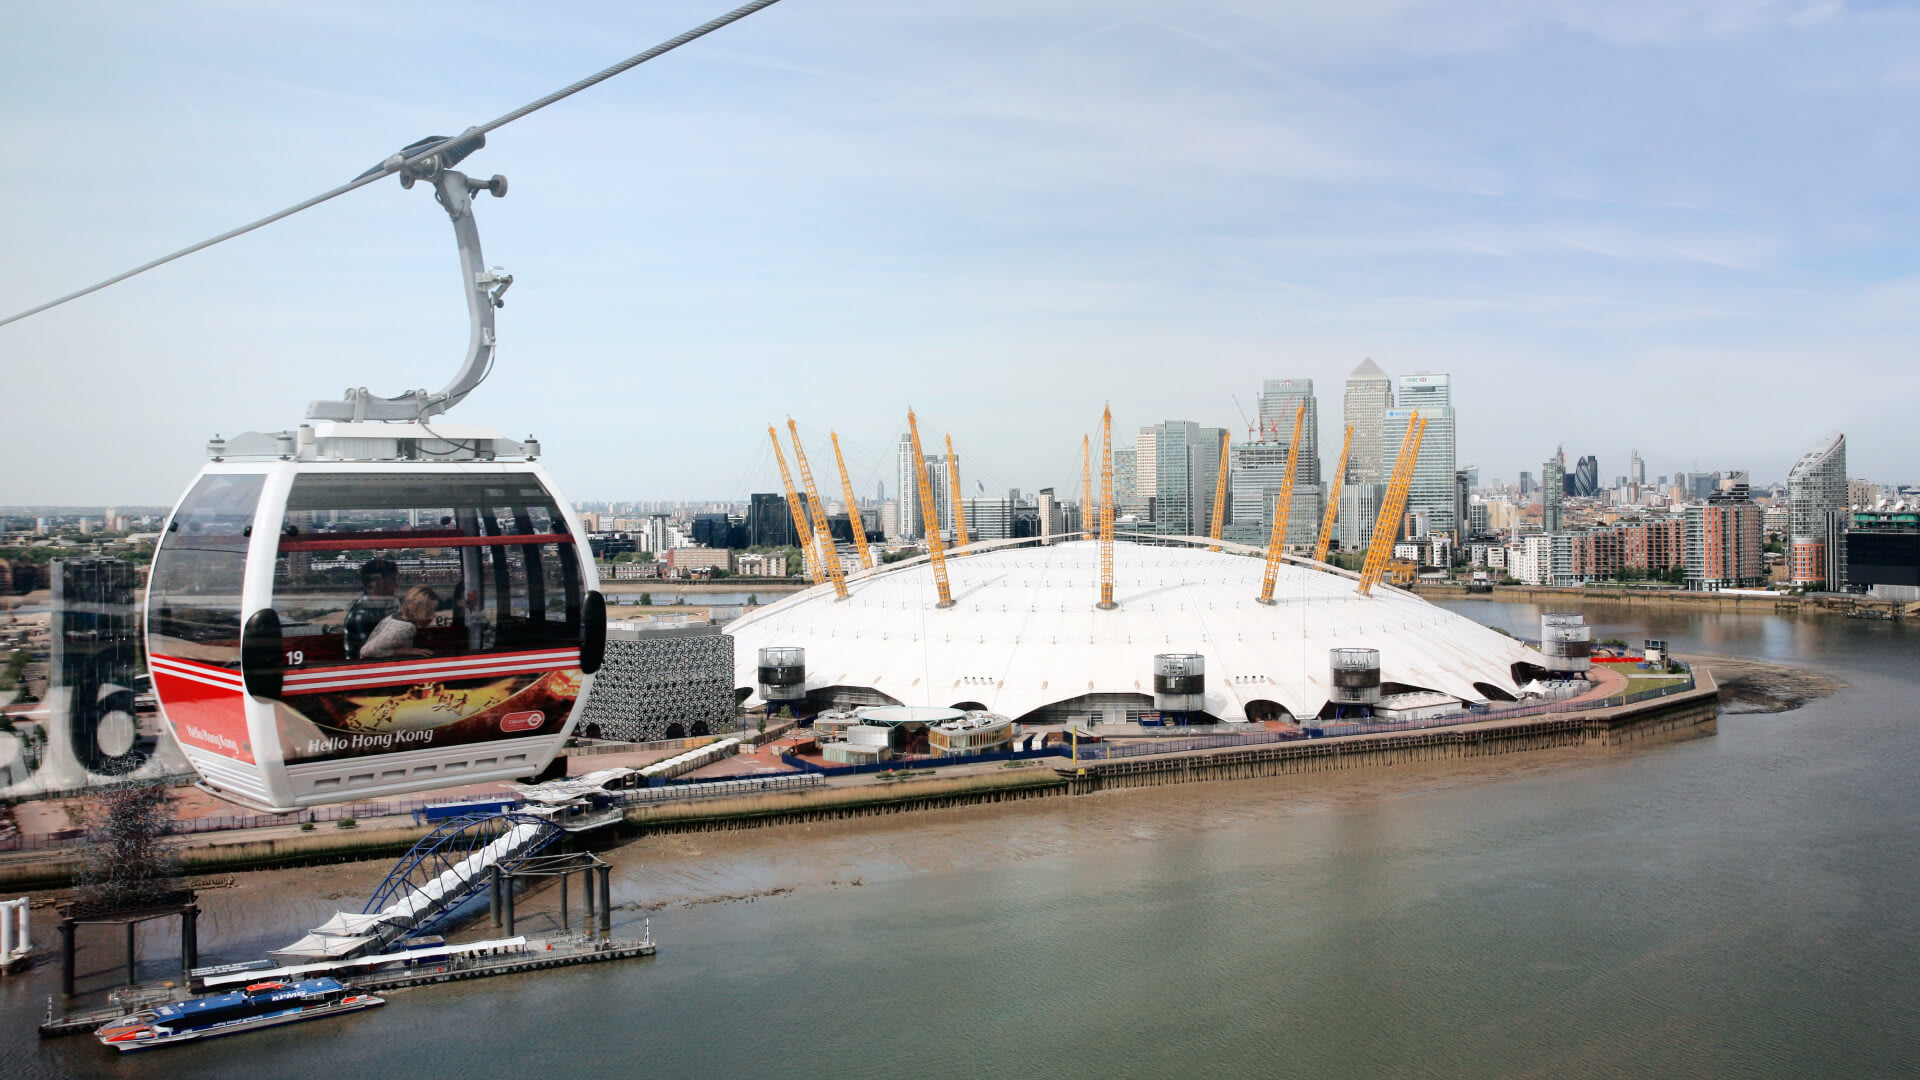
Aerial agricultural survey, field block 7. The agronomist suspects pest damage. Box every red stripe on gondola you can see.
[281,648,581,694]
[277,533,573,552]
[281,648,580,683]
[279,528,466,543]
[283,662,579,695]
[151,655,245,684]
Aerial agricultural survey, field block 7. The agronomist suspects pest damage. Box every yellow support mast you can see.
[945,434,971,553]
[829,431,874,570]
[1256,402,1306,605]
[769,425,823,585]
[1208,429,1230,552]
[1080,434,1093,539]
[786,419,850,601]
[907,409,954,607]
[1098,404,1117,609]
[1313,423,1354,564]
[1358,412,1426,597]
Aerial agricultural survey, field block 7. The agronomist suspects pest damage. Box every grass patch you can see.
[1624,675,1689,696]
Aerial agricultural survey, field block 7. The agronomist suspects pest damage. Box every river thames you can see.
[4,600,1916,1078]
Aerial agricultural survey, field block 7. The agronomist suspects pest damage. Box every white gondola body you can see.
[146,459,599,812]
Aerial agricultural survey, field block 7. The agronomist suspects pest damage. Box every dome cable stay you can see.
[0,0,786,331]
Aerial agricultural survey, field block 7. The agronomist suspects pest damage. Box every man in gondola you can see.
[344,556,400,660]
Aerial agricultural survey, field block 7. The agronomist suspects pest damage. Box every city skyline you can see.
[4,12,1918,1079]
[6,2,1920,505]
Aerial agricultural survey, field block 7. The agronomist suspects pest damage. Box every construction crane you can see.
[769,425,823,586]
[1313,424,1354,564]
[907,409,954,607]
[1256,402,1306,605]
[1098,404,1117,609]
[1080,434,1093,538]
[786,418,849,601]
[1208,429,1230,552]
[1231,394,1258,443]
[829,430,874,570]
[945,434,970,553]
[1358,412,1426,597]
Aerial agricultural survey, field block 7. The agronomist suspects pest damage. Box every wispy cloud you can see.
[3,0,1919,502]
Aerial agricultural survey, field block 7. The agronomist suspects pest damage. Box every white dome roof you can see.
[726,538,1540,722]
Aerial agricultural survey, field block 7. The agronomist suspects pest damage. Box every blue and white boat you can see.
[96,977,383,1051]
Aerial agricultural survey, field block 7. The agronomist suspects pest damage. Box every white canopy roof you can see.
[727,538,1540,722]
[314,911,391,936]
[273,931,374,959]
[512,767,637,805]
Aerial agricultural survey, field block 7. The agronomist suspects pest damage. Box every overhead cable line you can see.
[0,0,785,329]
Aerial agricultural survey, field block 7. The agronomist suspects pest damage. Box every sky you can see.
[3,0,1917,506]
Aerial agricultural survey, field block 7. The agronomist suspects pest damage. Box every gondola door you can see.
[260,467,596,807]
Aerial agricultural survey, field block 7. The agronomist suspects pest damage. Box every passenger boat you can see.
[95,977,383,1051]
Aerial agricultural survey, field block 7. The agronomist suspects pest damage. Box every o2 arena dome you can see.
[727,537,1544,724]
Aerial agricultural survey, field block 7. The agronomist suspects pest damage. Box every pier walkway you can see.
[277,812,563,960]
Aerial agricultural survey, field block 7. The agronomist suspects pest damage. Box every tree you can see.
[746,594,758,606]
[0,648,28,690]
[74,780,181,912]
[639,592,652,606]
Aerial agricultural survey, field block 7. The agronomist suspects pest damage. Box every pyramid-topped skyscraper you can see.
[1342,357,1393,485]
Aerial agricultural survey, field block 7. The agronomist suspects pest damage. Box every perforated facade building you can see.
[577,627,737,742]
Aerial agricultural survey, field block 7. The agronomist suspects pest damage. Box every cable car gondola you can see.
[5,2,788,812]
[144,143,605,812]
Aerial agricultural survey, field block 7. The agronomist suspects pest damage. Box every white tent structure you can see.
[727,538,1542,724]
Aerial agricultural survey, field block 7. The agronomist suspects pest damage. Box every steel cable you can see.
[0,0,785,329]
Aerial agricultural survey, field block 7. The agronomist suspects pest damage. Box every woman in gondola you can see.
[360,585,440,659]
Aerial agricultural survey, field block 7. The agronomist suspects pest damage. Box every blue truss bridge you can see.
[275,812,563,960]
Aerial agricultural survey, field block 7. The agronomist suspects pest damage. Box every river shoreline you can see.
[1413,581,1913,619]
[1,653,1820,898]
[5,653,1829,915]
[1685,654,1846,714]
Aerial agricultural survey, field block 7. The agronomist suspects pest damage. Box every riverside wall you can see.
[605,675,1721,827]
[613,768,1070,835]
[1062,677,1719,794]
[0,822,436,892]
[1412,582,1908,618]
[0,680,1721,888]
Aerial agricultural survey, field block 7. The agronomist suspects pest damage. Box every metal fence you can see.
[0,774,834,852]
[0,772,201,810]
[0,791,525,853]
[613,773,824,804]
[780,744,1072,777]
[1068,668,1699,762]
